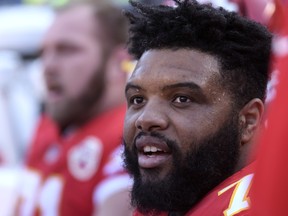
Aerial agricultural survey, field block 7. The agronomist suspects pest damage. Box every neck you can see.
[57,100,105,134]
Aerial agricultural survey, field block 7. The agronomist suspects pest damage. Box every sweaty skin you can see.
[124,49,233,181]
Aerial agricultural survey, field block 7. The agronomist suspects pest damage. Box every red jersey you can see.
[134,162,255,216]
[17,105,131,216]
[0,153,3,165]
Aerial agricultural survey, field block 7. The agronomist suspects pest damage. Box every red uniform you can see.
[134,162,255,216]
[0,153,3,165]
[18,105,131,216]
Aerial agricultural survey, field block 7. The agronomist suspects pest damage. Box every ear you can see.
[106,46,133,83]
[103,47,134,107]
[239,98,264,146]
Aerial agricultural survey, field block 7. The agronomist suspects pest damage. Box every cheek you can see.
[65,70,95,98]
[63,61,101,98]
[172,112,214,150]
[174,108,232,151]
[173,122,196,151]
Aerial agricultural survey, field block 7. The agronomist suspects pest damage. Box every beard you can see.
[45,62,106,130]
[123,114,241,215]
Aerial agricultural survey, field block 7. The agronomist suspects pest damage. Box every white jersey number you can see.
[18,169,63,216]
[218,174,254,216]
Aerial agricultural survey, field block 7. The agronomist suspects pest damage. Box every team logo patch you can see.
[68,136,103,181]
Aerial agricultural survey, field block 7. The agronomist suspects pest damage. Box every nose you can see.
[41,49,58,78]
[135,99,169,132]
[42,55,61,86]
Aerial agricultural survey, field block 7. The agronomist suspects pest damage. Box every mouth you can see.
[136,136,172,169]
[142,145,168,156]
[45,82,64,102]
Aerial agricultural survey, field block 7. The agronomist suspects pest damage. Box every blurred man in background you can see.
[16,1,133,215]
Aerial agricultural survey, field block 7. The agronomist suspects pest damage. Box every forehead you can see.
[129,49,221,91]
[43,5,99,44]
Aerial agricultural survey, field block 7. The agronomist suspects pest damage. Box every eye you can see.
[57,44,80,56]
[173,96,191,103]
[130,96,144,105]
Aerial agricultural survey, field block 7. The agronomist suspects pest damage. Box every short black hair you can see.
[125,0,272,108]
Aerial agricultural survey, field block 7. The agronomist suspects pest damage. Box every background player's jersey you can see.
[17,105,131,216]
[133,163,255,216]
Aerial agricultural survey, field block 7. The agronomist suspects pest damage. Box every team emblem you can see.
[68,136,103,181]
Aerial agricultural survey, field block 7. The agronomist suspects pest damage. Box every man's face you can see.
[41,6,106,128]
[123,49,241,213]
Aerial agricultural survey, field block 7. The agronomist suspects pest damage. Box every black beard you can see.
[123,114,241,215]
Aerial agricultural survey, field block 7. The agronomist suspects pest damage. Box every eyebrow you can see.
[125,82,202,94]
[161,82,201,91]
[125,83,142,94]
